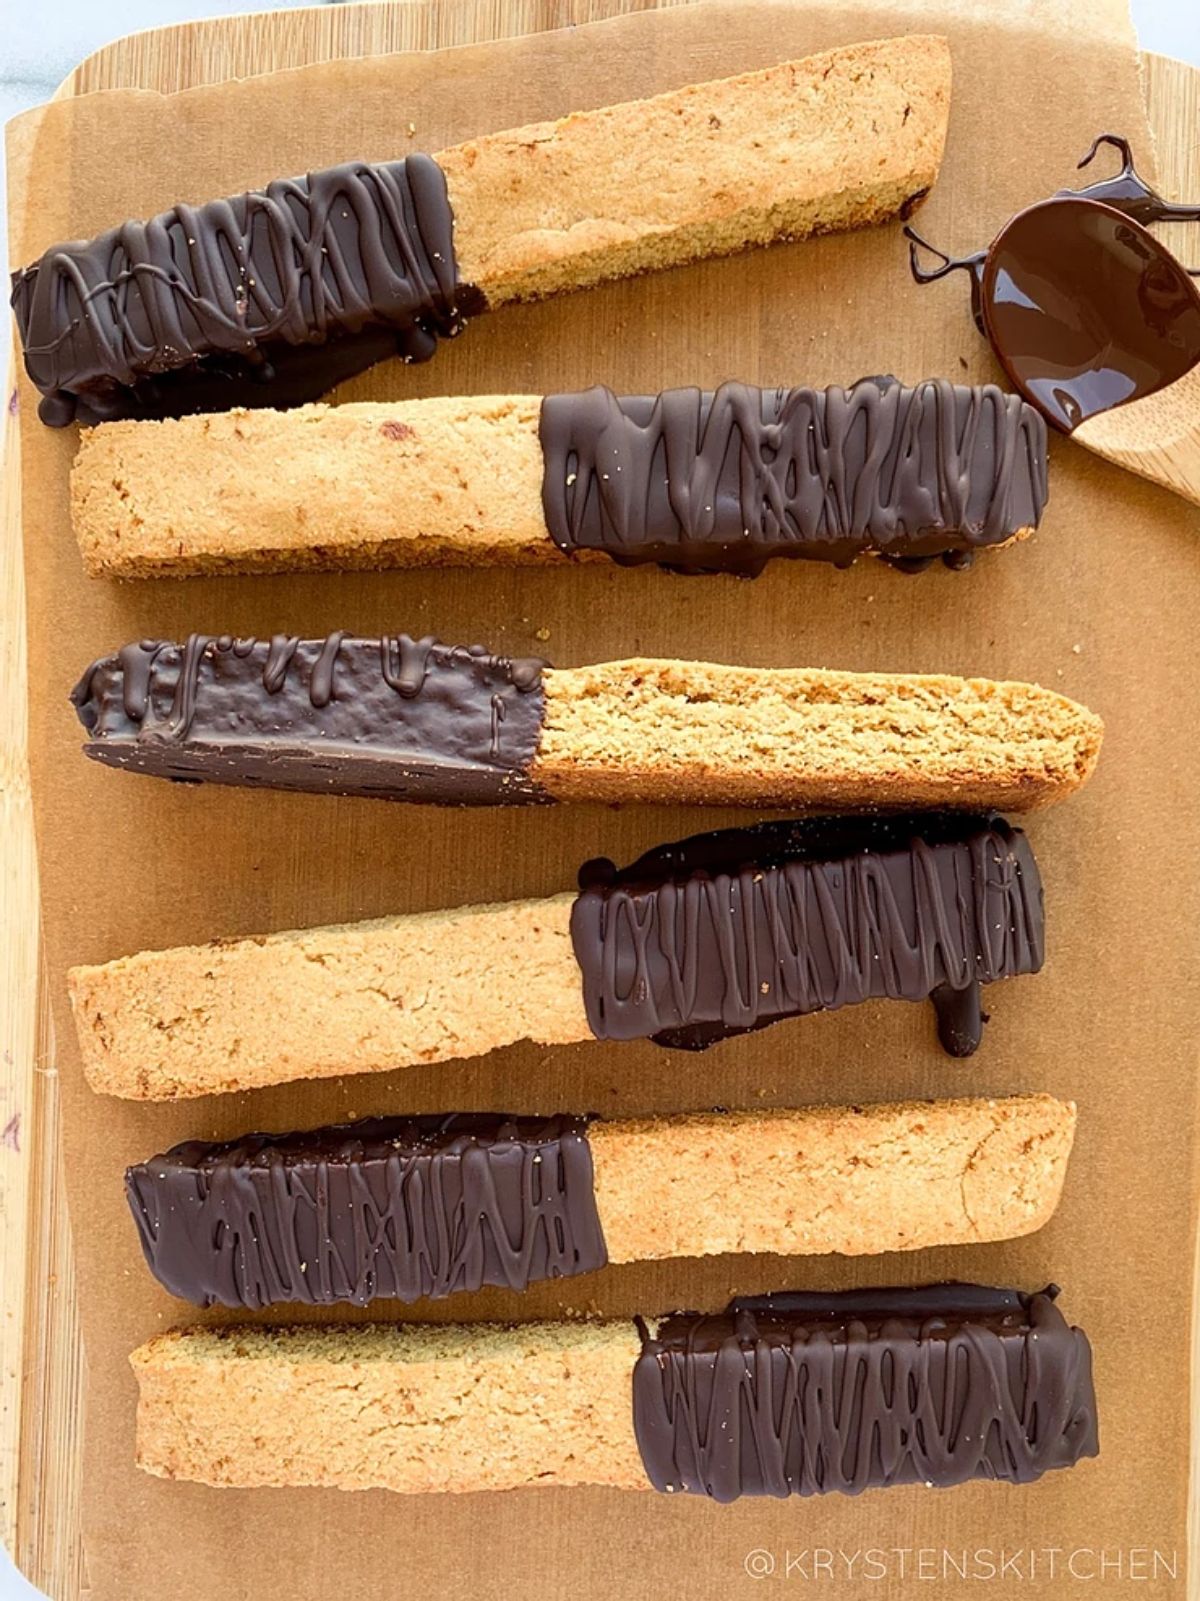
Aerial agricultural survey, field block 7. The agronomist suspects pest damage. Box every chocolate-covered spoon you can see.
[907,137,1200,505]
[982,197,1200,429]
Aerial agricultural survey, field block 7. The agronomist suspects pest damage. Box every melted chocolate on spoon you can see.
[906,135,1200,431]
[982,197,1200,431]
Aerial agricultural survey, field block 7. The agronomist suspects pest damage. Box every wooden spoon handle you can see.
[1073,363,1200,505]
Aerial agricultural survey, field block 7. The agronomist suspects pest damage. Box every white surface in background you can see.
[0,0,298,272]
[0,0,1197,1594]
[1134,0,1199,58]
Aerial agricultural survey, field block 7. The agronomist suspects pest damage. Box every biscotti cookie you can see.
[72,633,1102,810]
[130,1284,1098,1496]
[70,814,1043,1100]
[15,36,950,426]
[71,380,1044,579]
[126,1096,1076,1307]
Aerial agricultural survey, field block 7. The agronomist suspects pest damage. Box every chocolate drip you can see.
[632,1284,1098,1500]
[930,980,985,1056]
[309,631,346,709]
[12,154,481,426]
[570,816,1043,1057]
[380,634,544,699]
[126,1114,606,1309]
[72,632,547,806]
[383,634,438,698]
[165,633,214,738]
[117,640,164,721]
[539,379,1046,576]
[262,635,299,694]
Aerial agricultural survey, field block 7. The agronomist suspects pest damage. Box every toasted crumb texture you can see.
[68,895,585,1101]
[71,397,554,579]
[439,36,951,305]
[535,661,1104,810]
[591,1095,1076,1263]
[131,1320,645,1493]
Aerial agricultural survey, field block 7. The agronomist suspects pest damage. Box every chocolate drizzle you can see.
[309,631,346,710]
[72,632,547,805]
[538,379,1046,576]
[126,1114,606,1308]
[262,635,299,695]
[632,1284,1098,1501]
[570,816,1044,1058]
[906,135,1200,432]
[1059,134,1200,232]
[12,154,480,426]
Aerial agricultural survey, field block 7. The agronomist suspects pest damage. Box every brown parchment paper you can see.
[8,1,1200,1595]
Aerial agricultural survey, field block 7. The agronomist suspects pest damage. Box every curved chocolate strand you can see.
[904,227,988,331]
[1065,134,1200,257]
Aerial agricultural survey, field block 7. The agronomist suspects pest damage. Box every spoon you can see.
[984,197,1200,503]
[906,136,1200,504]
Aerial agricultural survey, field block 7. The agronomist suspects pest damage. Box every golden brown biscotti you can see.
[71,375,1037,581]
[69,815,1048,1100]
[73,633,1104,813]
[592,1096,1076,1264]
[131,1283,1099,1496]
[535,661,1103,809]
[70,897,586,1101]
[439,35,952,306]
[132,1319,647,1493]
[127,1096,1077,1308]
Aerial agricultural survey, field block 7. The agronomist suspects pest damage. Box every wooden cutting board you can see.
[0,6,1197,1595]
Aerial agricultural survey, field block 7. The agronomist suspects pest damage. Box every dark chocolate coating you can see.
[11,154,481,426]
[570,815,1043,1057]
[72,633,548,806]
[126,1114,606,1308]
[538,379,1047,576]
[633,1284,1098,1500]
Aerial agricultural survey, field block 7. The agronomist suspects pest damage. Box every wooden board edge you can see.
[62,0,698,97]
[0,22,1194,1601]
[1139,53,1200,1601]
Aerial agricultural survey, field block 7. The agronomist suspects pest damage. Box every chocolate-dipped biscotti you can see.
[130,1284,1098,1496]
[127,1096,1075,1308]
[14,36,950,427]
[71,380,1045,579]
[72,634,1102,810]
[70,814,1044,1100]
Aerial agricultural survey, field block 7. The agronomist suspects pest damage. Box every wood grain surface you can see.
[0,8,1195,1596]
